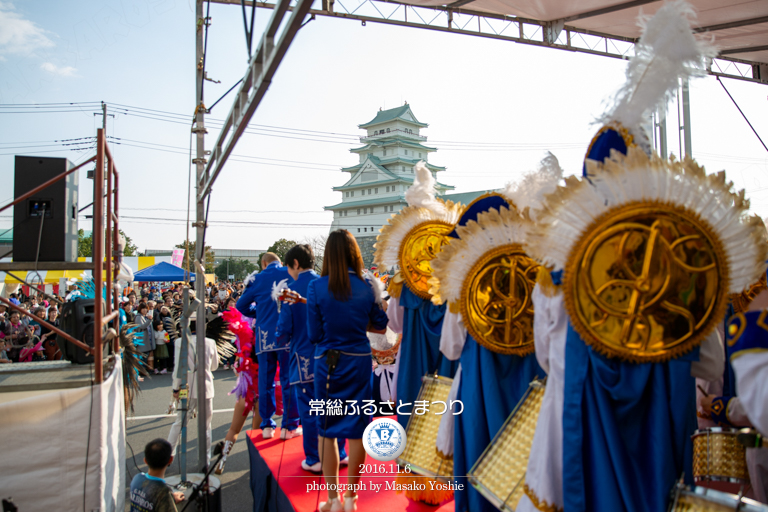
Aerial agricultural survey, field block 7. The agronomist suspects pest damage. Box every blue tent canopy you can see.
[133,261,190,282]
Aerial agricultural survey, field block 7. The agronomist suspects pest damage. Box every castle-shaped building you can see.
[326,104,456,265]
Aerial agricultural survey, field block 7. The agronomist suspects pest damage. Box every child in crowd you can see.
[129,439,185,512]
[153,320,170,375]
[0,340,11,364]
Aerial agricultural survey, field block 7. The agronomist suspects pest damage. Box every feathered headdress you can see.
[501,152,563,221]
[374,162,463,271]
[223,308,258,415]
[598,0,716,132]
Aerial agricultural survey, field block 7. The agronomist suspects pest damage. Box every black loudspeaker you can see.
[57,299,105,364]
[13,156,79,262]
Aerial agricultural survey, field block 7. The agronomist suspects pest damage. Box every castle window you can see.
[405,150,408,155]
[375,188,378,194]
[351,191,354,197]
[390,205,394,212]
[361,189,365,195]
[368,188,372,194]
[374,130,378,135]
[419,153,422,158]
[363,208,367,214]
[386,128,390,133]
[358,228,360,233]
[364,228,367,232]
[386,186,389,192]
[383,149,387,156]
[370,227,374,231]
[357,209,361,215]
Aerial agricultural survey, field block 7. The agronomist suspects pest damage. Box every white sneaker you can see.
[301,459,322,473]
[339,456,349,466]
[262,427,274,439]
[280,426,303,440]
[160,369,167,375]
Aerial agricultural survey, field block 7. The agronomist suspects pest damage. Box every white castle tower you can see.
[325,103,454,265]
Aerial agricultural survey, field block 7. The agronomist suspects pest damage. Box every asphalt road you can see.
[124,367,277,512]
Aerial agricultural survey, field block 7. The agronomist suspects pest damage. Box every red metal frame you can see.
[0,129,120,383]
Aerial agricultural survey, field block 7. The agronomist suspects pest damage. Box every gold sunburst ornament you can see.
[430,206,539,355]
[528,147,768,363]
[373,162,463,300]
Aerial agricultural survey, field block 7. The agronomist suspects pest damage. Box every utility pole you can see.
[193,0,209,471]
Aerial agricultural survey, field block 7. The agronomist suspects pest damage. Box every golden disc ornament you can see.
[460,244,539,356]
[564,202,728,363]
[398,221,455,300]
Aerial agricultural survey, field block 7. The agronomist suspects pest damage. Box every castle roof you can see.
[359,105,428,129]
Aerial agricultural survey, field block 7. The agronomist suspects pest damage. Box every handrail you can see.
[0,296,93,354]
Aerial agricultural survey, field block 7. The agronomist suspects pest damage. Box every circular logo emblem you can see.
[363,418,406,462]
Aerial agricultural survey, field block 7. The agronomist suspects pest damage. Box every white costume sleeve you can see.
[732,351,768,435]
[440,308,467,361]
[386,296,405,334]
[726,397,752,427]
[435,364,461,458]
[532,285,553,374]
[691,330,724,381]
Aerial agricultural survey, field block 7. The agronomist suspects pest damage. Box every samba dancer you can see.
[375,164,462,432]
[430,184,548,512]
[236,252,300,439]
[275,244,349,473]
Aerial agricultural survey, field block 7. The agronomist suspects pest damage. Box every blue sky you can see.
[1,0,767,253]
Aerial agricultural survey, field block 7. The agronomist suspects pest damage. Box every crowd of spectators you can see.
[0,291,61,364]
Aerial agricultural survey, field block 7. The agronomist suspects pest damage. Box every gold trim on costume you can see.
[727,313,746,347]
[563,201,729,363]
[523,484,563,512]
[730,347,768,361]
[460,244,538,356]
[536,267,560,298]
[460,191,513,214]
[730,274,768,314]
[398,220,455,299]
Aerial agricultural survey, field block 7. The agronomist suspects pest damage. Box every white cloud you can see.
[0,2,55,57]
[40,62,76,77]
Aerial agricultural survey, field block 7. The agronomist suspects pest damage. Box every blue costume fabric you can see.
[307,270,388,439]
[561,323,699,512]
[236,261,299,430]
[583,128,628,178]
[395,285,458,431]
[453,335,544,512]
[276,269,347,464]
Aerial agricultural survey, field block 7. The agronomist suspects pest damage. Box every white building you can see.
[325,104,454,264]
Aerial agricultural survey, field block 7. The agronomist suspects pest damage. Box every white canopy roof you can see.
[395,0,768,69]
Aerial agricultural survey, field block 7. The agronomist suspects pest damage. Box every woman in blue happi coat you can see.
[307,230,388,512]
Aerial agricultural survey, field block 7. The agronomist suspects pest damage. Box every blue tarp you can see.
[133,261,189,282]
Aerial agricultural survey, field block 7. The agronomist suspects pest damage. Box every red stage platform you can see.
[246,429,455,512]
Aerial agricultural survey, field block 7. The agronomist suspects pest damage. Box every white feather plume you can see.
[364,271,386,305]
[404,161,448,217]
[528,147,767,294]
[271,278,289,302]
[243,270,258,287]
[430,207,531,304]
[501,152,563,221]
[599,0,717,131]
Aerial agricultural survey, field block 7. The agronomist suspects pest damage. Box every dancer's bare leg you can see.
[319,435,340,504]
[215,397,255,474]
[342,439,365,509]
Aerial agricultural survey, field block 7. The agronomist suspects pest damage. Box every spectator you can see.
[160,307,177,372]
[28,307,45,337]
[153,320,170,375]
[122,301,135,323]
[40,308,61,361]
[0,340,11,364]
[8,293,20,306]
[129,438,185,512]
[135,304,156,370]
[5,311,31,361]
[128,292,137,307]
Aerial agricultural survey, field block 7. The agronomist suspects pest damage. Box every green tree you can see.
[265,238,297,265]
[175,240,215,273]
[78,229,139,257]
[215,258,257,282]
